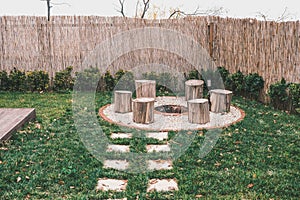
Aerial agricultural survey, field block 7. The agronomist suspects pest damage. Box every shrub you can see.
[114,69,126,83]
[287,83,300,113]
[217,66,229,83]
[114,70,135,91]
[225,71,244,95]
[268,78,289,110]
[157,72,173,93]
[103,70,115,91]
[53,66,74,91]
[185,69,200,80]
[8,68,27,91]
[244,73,264,100]
[142,72,174,94]
[142,71,159,81]
[26,71,49,92]
[0,70,9,91]
[75,67,102,91]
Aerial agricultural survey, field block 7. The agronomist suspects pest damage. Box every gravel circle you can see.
[100,96,245,131]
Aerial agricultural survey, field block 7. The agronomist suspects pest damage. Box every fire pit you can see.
[154,105,188,115]
[99,96,245,131]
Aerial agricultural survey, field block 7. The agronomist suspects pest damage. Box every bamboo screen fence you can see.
[0,16,299,94]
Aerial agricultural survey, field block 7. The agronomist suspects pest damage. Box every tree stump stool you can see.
[185,80,204,101]
[187,99,210,124]
[135,80,156,98]
[132,98,155,124]
[114,90,132,113]
[209,89,233,113]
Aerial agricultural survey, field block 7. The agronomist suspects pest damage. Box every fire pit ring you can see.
[154,104,188,116]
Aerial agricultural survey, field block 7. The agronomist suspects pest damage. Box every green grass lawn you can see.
[0,91,299,199]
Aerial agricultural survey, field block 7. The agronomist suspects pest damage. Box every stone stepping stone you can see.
[111,133,133,139]
[147,179,178,192]
[103,160,129,171]
[146,132,168,141]
[96,178,127,192]
[148,160,172,170]
[106,145,130,153]
[146,144,170,152]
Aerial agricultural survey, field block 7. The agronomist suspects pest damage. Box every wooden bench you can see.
[185,80,204,101]
[132,98,155,124]
[114,90,132,113]
[209,89,233,113]
[187,99,210,124]
[0,108,36,141]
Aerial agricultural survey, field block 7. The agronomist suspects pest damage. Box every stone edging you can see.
[98,104,246,132]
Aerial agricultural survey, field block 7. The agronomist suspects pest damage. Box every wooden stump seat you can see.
[185,80,204,101]
[187,99,210,124]
[209,89,233,113]
[135,80,156,98]
[114,90,132,113]
[132,98,155,124]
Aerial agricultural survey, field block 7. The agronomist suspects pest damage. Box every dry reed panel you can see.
[0,16,299,93]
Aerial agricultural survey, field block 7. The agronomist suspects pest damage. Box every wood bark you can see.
[114,90,132,113]
[185,80,204,101]
[188,99,210,124]
[210,89,233,113]
[135,80,156,98]
[132,98,155,124]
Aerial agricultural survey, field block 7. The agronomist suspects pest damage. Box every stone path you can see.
[97,131,179,195]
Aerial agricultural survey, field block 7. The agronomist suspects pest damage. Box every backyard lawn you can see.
[0,91,299,199]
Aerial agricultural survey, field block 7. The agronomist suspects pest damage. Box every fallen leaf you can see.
[195,194,203,198]
[58,180,65,185]
[168,186,176,191]
[35,123,42,129]
[25,176,30,180]
[247,183,254,188]
[25,194,31,200]
[234,141,242,144]
[17,177,22,183]
[150,179,158,184]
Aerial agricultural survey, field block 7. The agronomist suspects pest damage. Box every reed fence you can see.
[0,16,299,97]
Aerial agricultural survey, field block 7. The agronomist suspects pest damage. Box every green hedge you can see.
[0,66,298,114]
[268,78,300,113]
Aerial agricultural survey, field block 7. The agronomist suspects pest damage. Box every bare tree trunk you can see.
[47,0,51,21]
[132,98,155,124]
[135,80,156,98]
[114,90,132,113]
[188,99,210,124]
[210,89,233,113]
[185,80,204,101]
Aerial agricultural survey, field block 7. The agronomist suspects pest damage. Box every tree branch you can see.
[117,0,126,17]
[256,7,294,22]
[41,0,71,21]
[135,0,139,18]
[51,2,71,6]
[169,6,226,19]
[276,7,294,22]
[140,0,150,19]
